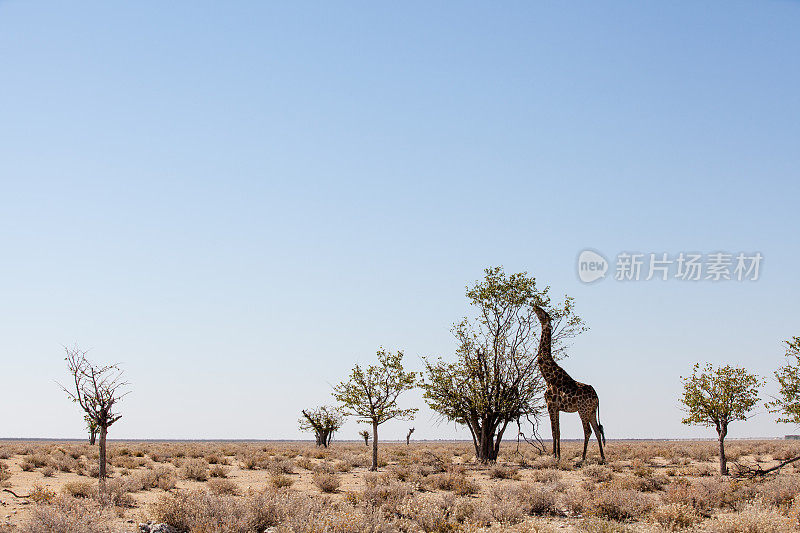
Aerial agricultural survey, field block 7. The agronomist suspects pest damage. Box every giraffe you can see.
[533,304,605,464]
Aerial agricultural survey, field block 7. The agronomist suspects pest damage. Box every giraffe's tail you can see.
[597,403,606,446]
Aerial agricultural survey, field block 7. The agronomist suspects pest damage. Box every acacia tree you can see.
[359,429,370,446]
[59,346,129,488]
[298,406,344,447]
[680,363,762,475]
[334,348,417,471]
[406,427,415,445]
[422,267,586,463]
[767,337,800,424]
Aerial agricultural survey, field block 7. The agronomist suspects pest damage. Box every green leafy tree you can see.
[299,406,344,447]
[334,348,417,470]
[422,267,587,463]
[767,337,800,424]
[680,363,762,475]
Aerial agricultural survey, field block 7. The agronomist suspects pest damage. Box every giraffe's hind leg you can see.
[589,409,606,463]
[580,415,591,465]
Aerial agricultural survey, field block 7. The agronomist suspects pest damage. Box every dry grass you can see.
[3,439,800,531]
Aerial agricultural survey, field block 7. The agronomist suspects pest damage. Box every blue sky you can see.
[1,1,799,442]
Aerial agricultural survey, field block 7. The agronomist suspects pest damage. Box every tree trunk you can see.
[98,425,108,489]
[474,418,499,464]
[718,425,728,475]
[89,427,97,446]
[370,420,379,471]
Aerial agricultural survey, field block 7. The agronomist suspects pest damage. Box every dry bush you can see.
[41,465,56,477]
[398,494,462,531]
[111,455,144,469]
[83,462,101,478]
[205,453,224,464]
[152,488,360,533]
[52,454,79,473]
[579,517,634,532]
[0,461,10,484]
[756,475,800,509]
[583,465,613,482]
[94,478,136,508]
[270,473,294,489]
[425,468,479,495]
[360,478,414,513]
[207,478,240,496]
[586,487,654,522]
[493,483,559,517]
[531,455,559,470]
[649,502,701,531]
[295,456,314,470]
[268,458,295,474]
[136,464,177,490]
[29,484,56,504]
[527,469,559,484]
[488,464,518,479]
[209,464,230,478]
[704,502,795,532]
[61,481,93,499]
[180,458,209,481]
[664,477,753,515]
[611,473,667,493]
[312,468,341,493]
[333,460,352,473]
[562,488,590,516]
[18,496,116,533]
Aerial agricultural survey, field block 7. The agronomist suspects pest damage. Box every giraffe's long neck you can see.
[534,305,573,386]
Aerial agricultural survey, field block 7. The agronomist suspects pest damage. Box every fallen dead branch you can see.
[732,455,800,478]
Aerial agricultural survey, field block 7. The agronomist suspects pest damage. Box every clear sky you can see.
[1,1,799,442]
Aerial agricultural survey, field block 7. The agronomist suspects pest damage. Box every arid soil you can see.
[2,439,800,532]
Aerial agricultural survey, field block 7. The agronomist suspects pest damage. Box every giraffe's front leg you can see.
[548,407,560,460]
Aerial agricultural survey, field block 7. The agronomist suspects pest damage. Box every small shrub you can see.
[426,469,478,495]
[295,457,314,470]
[650,503,701,531]
[270,473,294,489]
[584,465,613,482]
[531,469,561,483]
[209,464,229,478]
[0,462,11,484]
[488,465,518,479]
[18,496,115,533]
[704,502,795,532]
[29,484,57,504]
[61,481,94,499]
[588,488,653,521]
[207,478,239,496]
[579,518,634,532]
[180,458,209,481]
[269,459,295,474]
[312,469,341,493]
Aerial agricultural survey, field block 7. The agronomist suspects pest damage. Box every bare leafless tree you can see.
[406,427,415,445]
[58,346,129,488]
